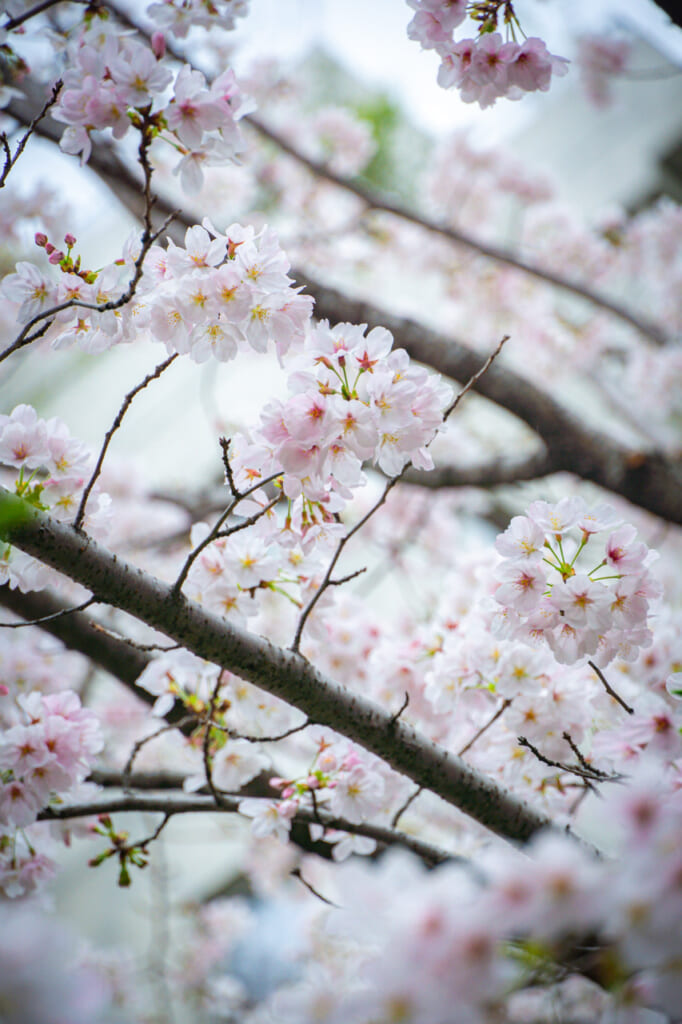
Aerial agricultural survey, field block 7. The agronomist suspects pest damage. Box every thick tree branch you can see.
[1,489,556,846]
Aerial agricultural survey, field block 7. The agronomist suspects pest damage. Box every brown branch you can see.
[244,116,670,349]
[401,448,554,490]
[2,490,559,846]
[38,791,455,867]
[0,79,62,188]
[588,660,635,716]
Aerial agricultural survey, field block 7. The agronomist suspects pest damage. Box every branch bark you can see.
[1,488,555,846]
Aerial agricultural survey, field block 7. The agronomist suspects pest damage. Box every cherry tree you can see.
[1,1,681,1021]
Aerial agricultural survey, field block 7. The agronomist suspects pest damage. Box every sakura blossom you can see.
[494,500,659,667]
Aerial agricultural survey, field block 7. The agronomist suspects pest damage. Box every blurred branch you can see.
[402,448,554,489]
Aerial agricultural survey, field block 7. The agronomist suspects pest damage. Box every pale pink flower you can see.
[495,515,546,562]
[495,560,547,614]
[1,262,57,323]
[548,575,612,631]
[166,66,228,149]
[0,404,50,469]
[211,739,270,790]
[606,525,649,573]
[328,764,384,823]
[527,497,586,537]
[238,797,297,842]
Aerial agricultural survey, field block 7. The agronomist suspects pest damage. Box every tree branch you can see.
[38,790,455,867]
[1,489,557,846]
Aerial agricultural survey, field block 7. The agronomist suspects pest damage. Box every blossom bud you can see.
[48,249,65,265]
[34,232,48,247]
[64,233,77,247]
[151,31,166,59]
[44,242,55,254]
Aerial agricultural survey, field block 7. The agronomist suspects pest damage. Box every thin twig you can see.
[73,355,178,530]
[231,721,309,743]
[517,736,623,785]
[2,0,89,31]
[458,698,511,758]
[389,691,410,726]
[588,660,634,715]
[131,812,173,852]
[291,867,339,907]
[202,676,225,806]
[0,79,63,188]
[0,595,96,628]
[562,731,613,779]
[444,335,510,419]
[171,470,281,597]
[88,622,182,653]
[123,717,197,790]
[391,784,422,828]
[328,566,367,587]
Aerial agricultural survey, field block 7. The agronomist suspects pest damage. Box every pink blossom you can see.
[606,524,649,573]
[495,515,546,562]
[495,560,547,614]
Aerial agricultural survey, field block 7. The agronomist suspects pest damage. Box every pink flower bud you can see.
[64,233,77,247]
[151,31,166,59]
[34,232,48,247]
[44,242,55,254]
[48,250,65,265]
[306,775,321,789]
[0,683,8,695]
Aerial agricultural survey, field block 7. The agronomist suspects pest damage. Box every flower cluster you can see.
[264,761,682,1023]
[0,405,111,591]
[1,220,313,359]
[232,320,453,512]
[406,1,569,108]
[240,732,386,856]
[0,690,102,830]
[141,220,313,363]
[494,498,660,666]
[52,17,251,190]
